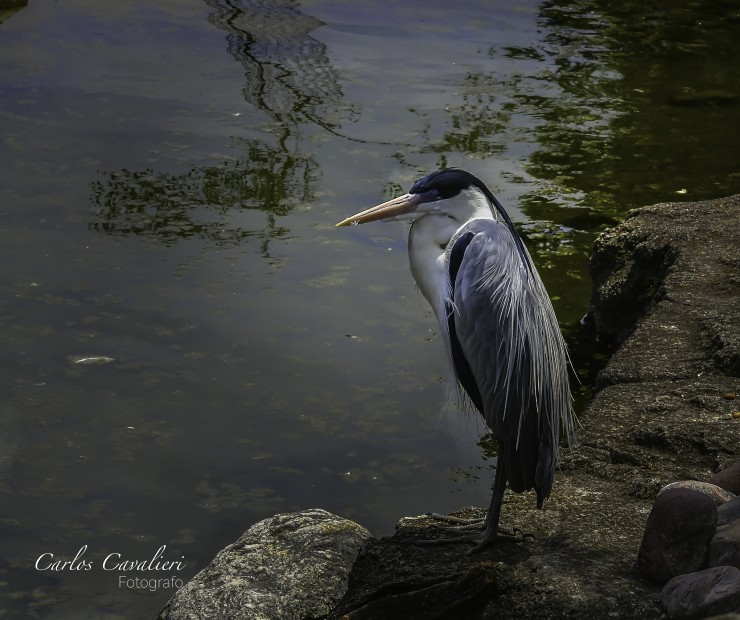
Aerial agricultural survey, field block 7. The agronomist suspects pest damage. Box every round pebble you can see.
[638,488,718,583]
[662,566,740,619]
[659,481,735,506]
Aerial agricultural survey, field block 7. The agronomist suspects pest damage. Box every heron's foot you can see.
[425,512,485,531]
[467,527,534,555]
[424,512,533,539]
[410,523,534,552]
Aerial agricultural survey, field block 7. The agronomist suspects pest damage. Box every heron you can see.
[336,168,575,550]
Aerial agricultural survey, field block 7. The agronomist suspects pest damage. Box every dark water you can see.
[1,0,739,617]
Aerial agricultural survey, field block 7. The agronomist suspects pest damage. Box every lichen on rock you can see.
[158,508,371,620]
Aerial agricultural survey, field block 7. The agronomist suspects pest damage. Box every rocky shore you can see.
[160,195,739,619]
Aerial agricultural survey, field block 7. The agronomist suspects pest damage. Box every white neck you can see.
[407,188,495,324]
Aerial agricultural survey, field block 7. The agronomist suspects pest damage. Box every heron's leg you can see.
[424,461,507,532]
[411,461,529,549]
[480,458,507,538]
[465,459,512,552]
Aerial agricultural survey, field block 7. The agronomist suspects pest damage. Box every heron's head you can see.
[336,168,494,228]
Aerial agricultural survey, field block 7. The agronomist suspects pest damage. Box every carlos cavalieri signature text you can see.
[35,545,187,591]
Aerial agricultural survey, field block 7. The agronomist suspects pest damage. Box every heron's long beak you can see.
[335,193,423,227]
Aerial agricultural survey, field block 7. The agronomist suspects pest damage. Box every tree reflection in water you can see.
[90,0,358,255]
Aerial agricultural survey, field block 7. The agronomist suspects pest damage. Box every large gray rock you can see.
[588,197,740,364]
[581,198,739,491]
[159,509,372,620]
[662,566,740,619]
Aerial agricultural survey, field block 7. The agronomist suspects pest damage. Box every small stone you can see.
[662,566,740,619]
[708,520,740,569]
[660,481,735,506]
[718,497,740,527]
[638,488,718,583]
[710,462,740,496]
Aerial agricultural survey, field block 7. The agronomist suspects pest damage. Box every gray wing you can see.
[448,218,573,505]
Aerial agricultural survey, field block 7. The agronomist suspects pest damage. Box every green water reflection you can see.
[1,0,739,618]
[90,138,318,251]
[527,0,740,216]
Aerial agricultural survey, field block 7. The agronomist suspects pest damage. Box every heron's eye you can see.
[417,189,440,203]
[439,242,447,250]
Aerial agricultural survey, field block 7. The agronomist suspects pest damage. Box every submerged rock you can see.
[158,509,371,620]
[661,566,740,619]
